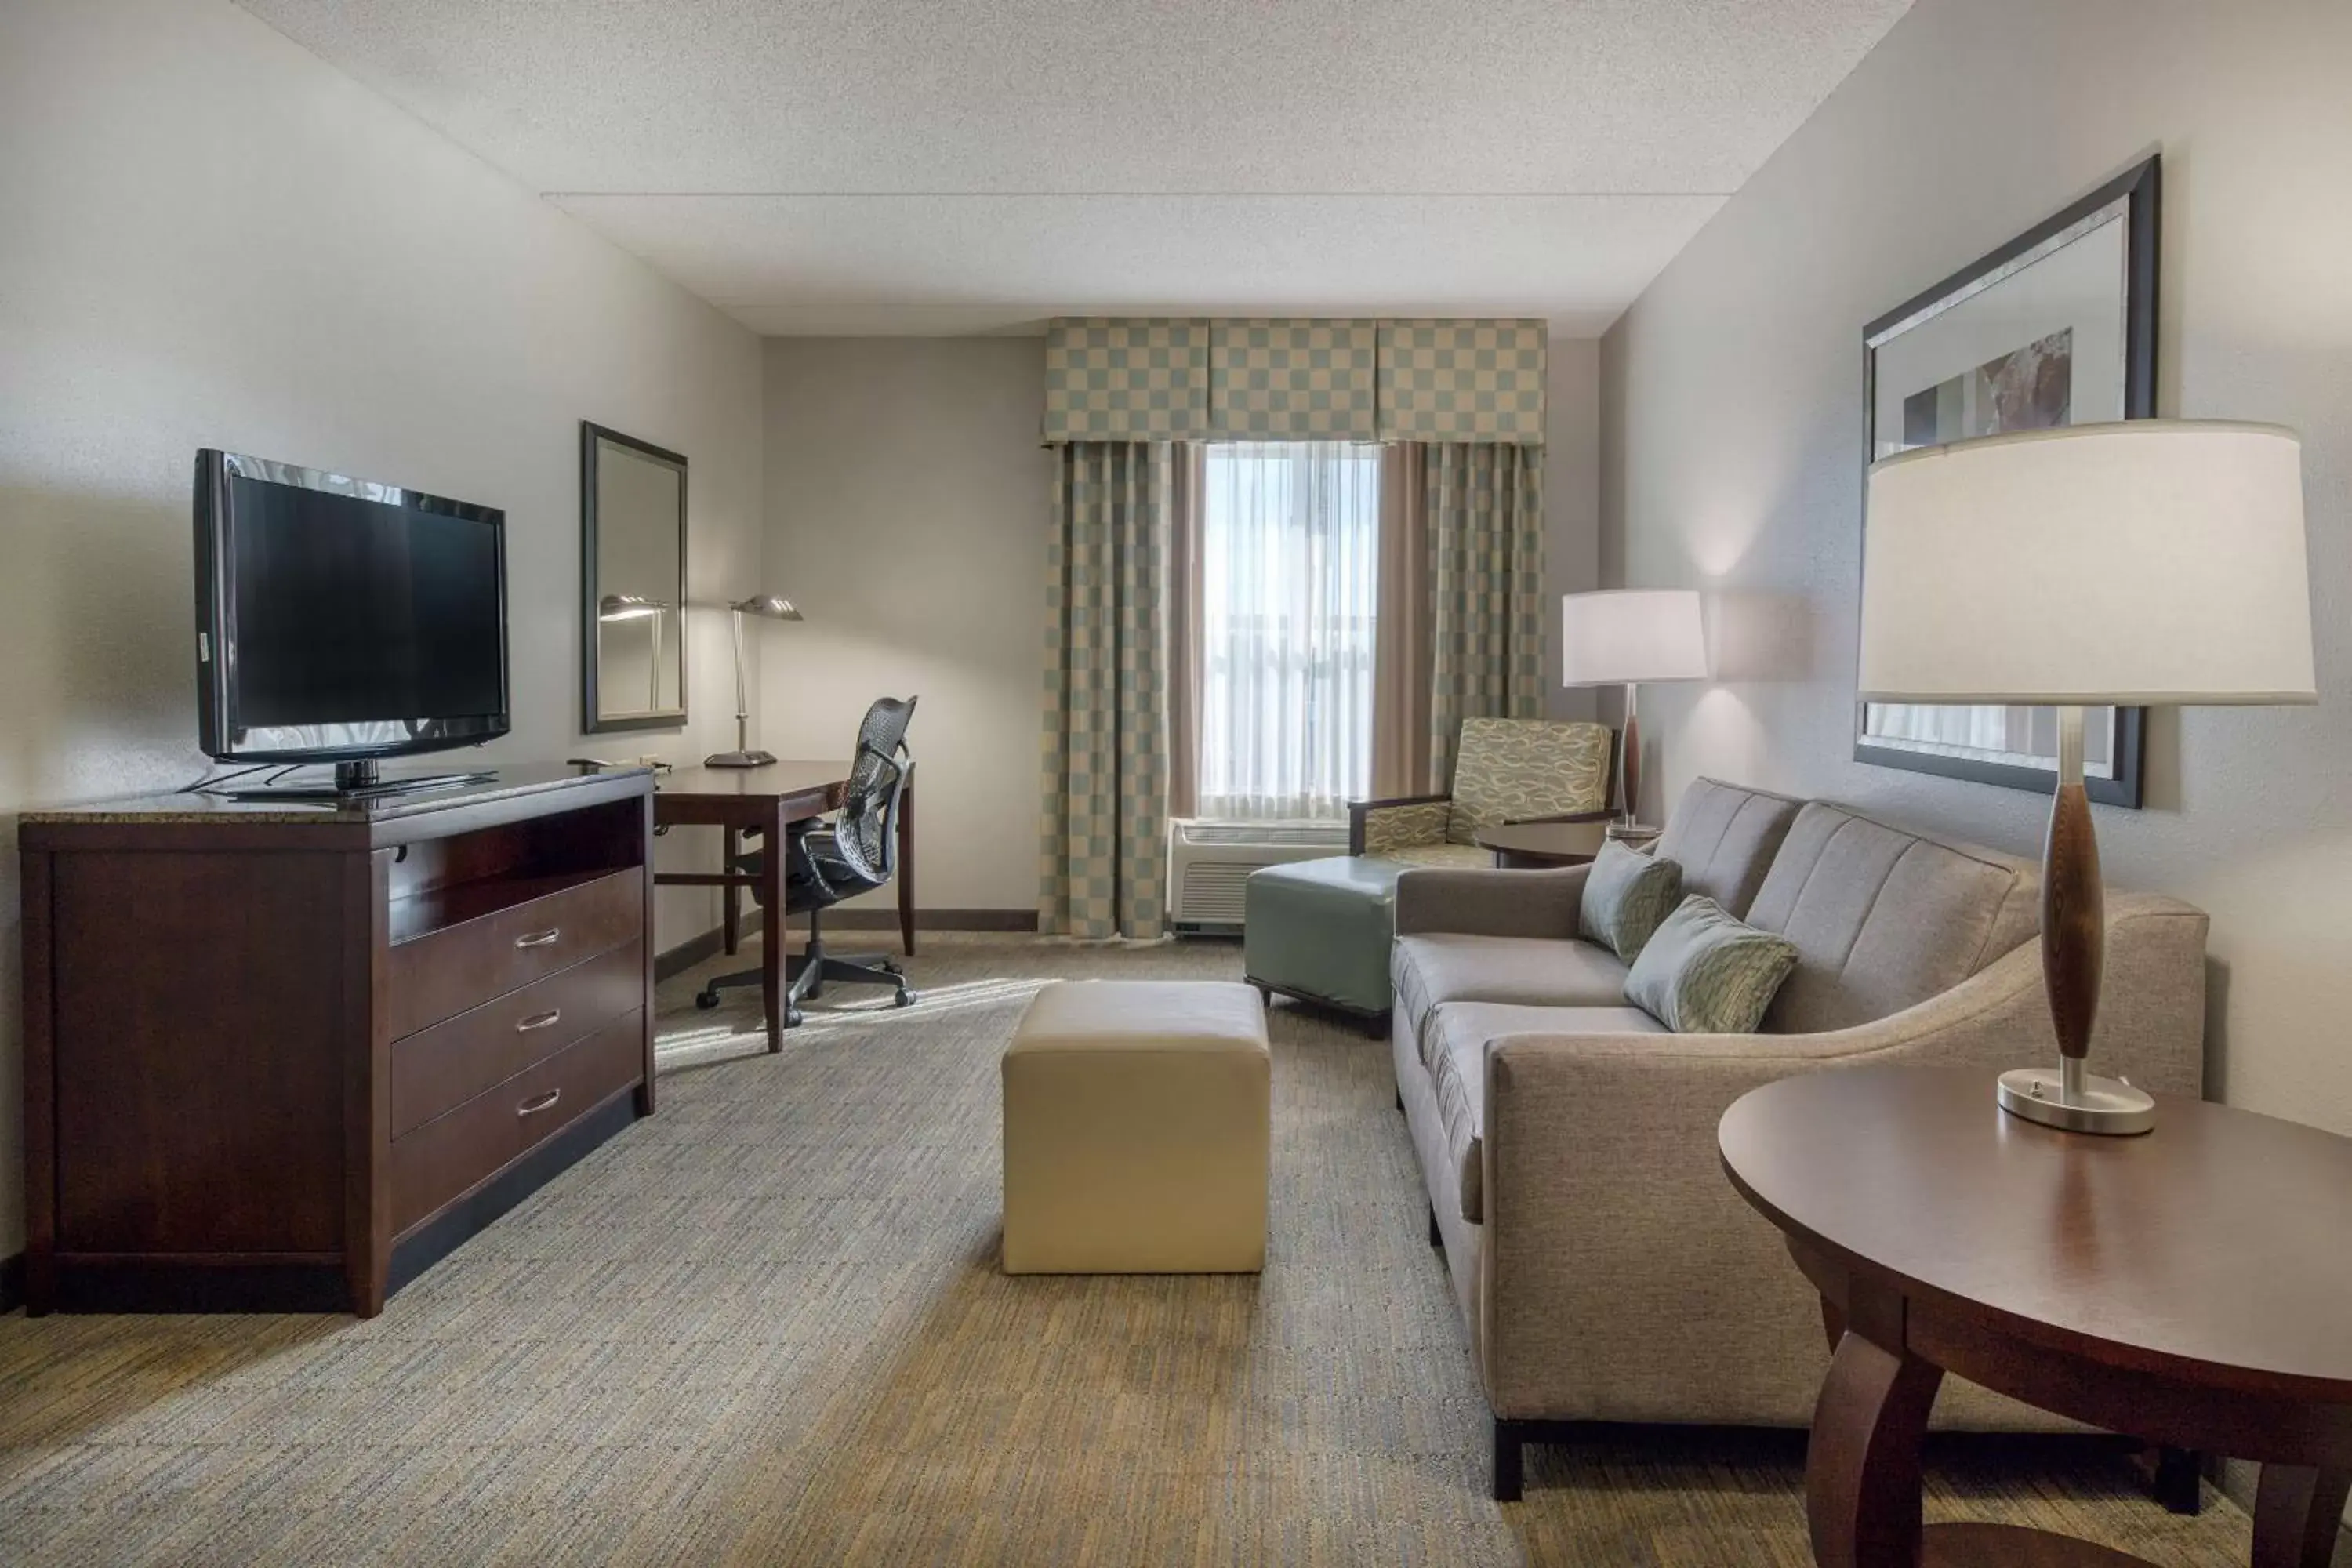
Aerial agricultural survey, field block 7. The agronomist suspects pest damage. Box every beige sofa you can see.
[1388,779,2210,1499]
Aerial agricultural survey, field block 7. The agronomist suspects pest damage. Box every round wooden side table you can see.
[1469,821,1606,869]
[1719,1065,2352,1568]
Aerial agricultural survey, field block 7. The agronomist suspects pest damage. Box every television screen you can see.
[197,451,510,764]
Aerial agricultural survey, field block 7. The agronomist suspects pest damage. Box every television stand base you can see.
[223,767,495,803]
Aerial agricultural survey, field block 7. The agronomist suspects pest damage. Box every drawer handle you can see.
[516,1009,563,1033]
[517,1088,562,1116]
[514,928,563,949]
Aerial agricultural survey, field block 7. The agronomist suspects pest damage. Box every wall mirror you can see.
[581,422,688,733]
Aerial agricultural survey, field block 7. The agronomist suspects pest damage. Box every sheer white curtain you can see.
[1196,442,1381,819]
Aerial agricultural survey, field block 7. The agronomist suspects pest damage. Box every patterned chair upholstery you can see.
[1243,720,1617,1031]
[1351,718,1617,867]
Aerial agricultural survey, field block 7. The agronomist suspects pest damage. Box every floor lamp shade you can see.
[1858,422,2314,706]
[1561,590,1709,829]
[1858,422,2314,1135]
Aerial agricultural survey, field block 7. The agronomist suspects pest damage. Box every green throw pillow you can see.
[1577,840,1683,963]
[1623,895,1801,1034]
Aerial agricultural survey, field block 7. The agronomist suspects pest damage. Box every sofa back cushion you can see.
[1744,802,2040,1034]
[1653,778,1804,917]
[1444,717,1613,844]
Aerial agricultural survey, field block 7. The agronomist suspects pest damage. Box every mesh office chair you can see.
[695,695,918,1025]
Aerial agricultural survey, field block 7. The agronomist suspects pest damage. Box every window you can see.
[1196,441,1381,819]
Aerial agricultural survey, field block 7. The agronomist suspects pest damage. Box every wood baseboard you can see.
[655,909,1037,979]
[824,908,1038,933]
[0,1251,24,1315]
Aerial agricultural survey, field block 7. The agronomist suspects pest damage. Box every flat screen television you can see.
[194,448,510,797]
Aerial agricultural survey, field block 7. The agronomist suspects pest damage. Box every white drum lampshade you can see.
[1858,420,2314,1136]
[1858,422,2314,706]
[1561,590,1710,688]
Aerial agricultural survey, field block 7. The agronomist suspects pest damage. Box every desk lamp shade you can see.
[1860,421,2314,1134]
[1561,589,1709,828]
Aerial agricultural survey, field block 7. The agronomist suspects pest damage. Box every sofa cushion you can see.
[1744,802,2041,1034]
[1653,777,1804,918]
[1577,840,1683,962]
[1392,934,1631,1069]
[1429,1002,1666,1223]
[1622,896,1800,1034]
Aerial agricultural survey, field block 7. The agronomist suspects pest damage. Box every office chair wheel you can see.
[786,1006,805,1029]
[895,989,917,1009]
[695,987,720,1010]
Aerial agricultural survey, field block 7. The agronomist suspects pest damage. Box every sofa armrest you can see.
[1468,892,2209,1423]
[1394,863,1590,940]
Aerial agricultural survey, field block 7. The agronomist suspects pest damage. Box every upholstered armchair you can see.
[1247,718,1620,1032]
[1347,717,1617,867]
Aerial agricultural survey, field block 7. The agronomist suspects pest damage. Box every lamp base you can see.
[702,749,776,769]
[1996,1065,2155,1136]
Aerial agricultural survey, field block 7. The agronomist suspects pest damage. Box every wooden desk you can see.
[1720,1066,2352,1568]
[652,762,915,1049]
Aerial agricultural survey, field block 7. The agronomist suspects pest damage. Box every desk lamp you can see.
[705,593,803,768]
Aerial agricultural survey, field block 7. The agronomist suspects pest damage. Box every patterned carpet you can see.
[0,934,2271,1565]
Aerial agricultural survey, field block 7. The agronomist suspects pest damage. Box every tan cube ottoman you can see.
[1001,980,1270,1274]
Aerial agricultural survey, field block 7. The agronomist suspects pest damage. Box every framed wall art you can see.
[1855,155,2158,808]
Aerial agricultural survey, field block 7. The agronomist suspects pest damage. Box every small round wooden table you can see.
[1470,821,1605,869]
[1719,1065,2352,1568]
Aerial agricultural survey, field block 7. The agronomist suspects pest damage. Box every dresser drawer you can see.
[387,869,642,1038]
[390,1008,644,1236]
[390,939,644,1138]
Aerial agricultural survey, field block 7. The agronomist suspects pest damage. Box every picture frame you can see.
[1854,155,2158,808]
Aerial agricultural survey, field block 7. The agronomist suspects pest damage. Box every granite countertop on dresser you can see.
[20,764,653,826]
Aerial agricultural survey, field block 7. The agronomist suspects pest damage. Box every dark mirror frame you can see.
[580,421,688,735]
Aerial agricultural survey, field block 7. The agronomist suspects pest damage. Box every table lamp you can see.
[1859,421,2314,1134]
[704,593,803,768]
[1560,589,1710,831]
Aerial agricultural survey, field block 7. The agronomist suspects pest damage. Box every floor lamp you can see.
[1858,421,2314,1134]
[1559,590,1709,832]
[703,593,803,768]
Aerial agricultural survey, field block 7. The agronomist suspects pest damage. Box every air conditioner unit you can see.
[1167,818,1350,935]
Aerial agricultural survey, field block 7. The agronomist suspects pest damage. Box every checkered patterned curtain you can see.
[1041,318,1544,444]
[1424,443,1546,787]
[1039,442,1174,939]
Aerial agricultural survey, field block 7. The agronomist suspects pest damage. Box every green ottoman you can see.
[1243,856,1406,1035]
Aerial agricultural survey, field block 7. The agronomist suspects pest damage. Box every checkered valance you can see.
[1209,318,1378,439]
[1042,317,1545,444]
[1043,318,1210,441]
[1377,319,1548,443]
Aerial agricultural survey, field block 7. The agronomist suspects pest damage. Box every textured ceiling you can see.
[237,0,1914,335]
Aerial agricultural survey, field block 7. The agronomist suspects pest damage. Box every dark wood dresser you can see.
[19,765,655,1317]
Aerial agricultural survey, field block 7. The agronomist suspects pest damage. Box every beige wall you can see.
[1544,340,1606,724]
[0,0,766,1258]
[1601,0,2352,1131]
[758,336,1606,911]
[759,339,1055,912]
